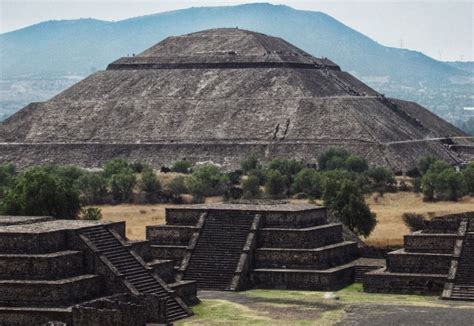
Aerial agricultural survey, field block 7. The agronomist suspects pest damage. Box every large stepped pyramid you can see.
[1,28,471,172]
[147,203,360,291]
[0,216,194,325]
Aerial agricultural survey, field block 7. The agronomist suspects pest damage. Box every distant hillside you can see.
[0,3,472,131]
[446,61,474,74]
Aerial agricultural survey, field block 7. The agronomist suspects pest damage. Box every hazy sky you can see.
[1,0,473,61]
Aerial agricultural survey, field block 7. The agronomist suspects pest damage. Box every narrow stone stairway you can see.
[81,226,189,322]
[184,212,254,290]
[451,230,474,300]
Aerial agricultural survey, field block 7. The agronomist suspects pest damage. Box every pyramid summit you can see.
[0,28,471,171]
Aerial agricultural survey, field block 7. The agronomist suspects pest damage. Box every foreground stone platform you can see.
[363,212,474,298]
[147,203,359,291]
[0,216,196,325]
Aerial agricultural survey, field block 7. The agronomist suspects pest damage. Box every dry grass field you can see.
[97,192,474,246]
[365,192,474,247]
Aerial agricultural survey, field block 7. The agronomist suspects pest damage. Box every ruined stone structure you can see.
[363,212,474,299]
[1,29,472,171]
[147,204,360,291]
[0,216,197,325]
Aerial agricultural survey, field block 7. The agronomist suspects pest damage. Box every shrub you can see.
[436,168,467,201]
[323,179,376,237]
[402,213,426,232]
[345,155,369,173]
[76,173,108,205]
[103,159,132,179]
[241,155,260,174]
[0,163,16,194]
[318,148,350,171]
[191,164,229,196]
[186,176,207,203]
[267,159,304,179]
[463,163,474,195]
[167,176,188,199]
[172,160,192,174]
[265,170,287,198]
[417,156,437,175]
[242,175,261,199]
[80,207,102,221]
[367,167,396,196]
[1,168,81,219]
[130,161,147,173]
[110,172,136,202]
[224,186,244,200]
[248,168,266,185]
[291,168,322,198]
[140,169,161,202]
[227,170,243,185]
[410,178,422,193]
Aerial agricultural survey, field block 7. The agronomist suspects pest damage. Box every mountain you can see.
[1,28,469,171]
[0,3,472,130]
[0,3,467,84]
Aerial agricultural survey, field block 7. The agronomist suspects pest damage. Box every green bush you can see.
[140,169,161,202]
[367,167,396,196]
[191,164,229,196]
[345,155,368,173]
[103,159,132,179]
[402,212,426,232]
[323,179,376,237]
[292,168,322,198]
[463,163,474,195]
[172,160,192,174]
[265,170,287,198]
[186,176,208,203]
[242,175,261,199]
[318,148,350,171]
[248,168,267,186]
[0,163,16,195]
[110,172,136,203]
[1,168,81,219]
[80,207,102,221]
[76,172,108,205]
[241,155,260,174]
[421,161,467,201]
[417,156,437,175]
[167,176,188,199]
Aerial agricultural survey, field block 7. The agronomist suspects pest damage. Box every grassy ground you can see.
[365,192,474,246]
[176,284,473,325]
[98,192,474,245]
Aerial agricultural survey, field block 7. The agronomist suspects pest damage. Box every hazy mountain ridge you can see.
[0,3,472,132]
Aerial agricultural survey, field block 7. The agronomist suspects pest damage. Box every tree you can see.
[76,172,108,205]
[436,169,467,201]
[1,168,81,219]
[463,163,474,195]
[167,176,188,200]
[318,148,350,171]
[0,163,15,195]
[402,213,426,232]
[248,168,267,186]
[265,170,287,198]
[324,179,376,237]
[191,164,229,196]
[242,175,261,199]
[103,159,132,179]
[186,176,208,203]
[421,171,437,201]
[345,155,368,173]
[292,168,322,198]
[110,172,136,202]
[140,169,161,202]
[367,167,395,196]
[240,155,260,174]
[172,160,192,174]
[417,156,438,175]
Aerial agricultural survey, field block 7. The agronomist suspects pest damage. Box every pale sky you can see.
[0,0,473,61]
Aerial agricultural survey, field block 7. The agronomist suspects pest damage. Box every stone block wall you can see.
[257,224,342,248]
[146,225,196,246]
[404,233,458,253]
[0,231,67,254]
[387,249,452,274]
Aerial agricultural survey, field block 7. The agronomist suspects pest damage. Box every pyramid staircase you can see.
[449,219,474,300]
[183,212,255,290]
[80,226,190,322]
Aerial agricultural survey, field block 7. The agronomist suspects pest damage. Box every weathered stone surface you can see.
[1,28,470,171]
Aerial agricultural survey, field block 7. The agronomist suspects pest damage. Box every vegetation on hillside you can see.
[0,151,471,236]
